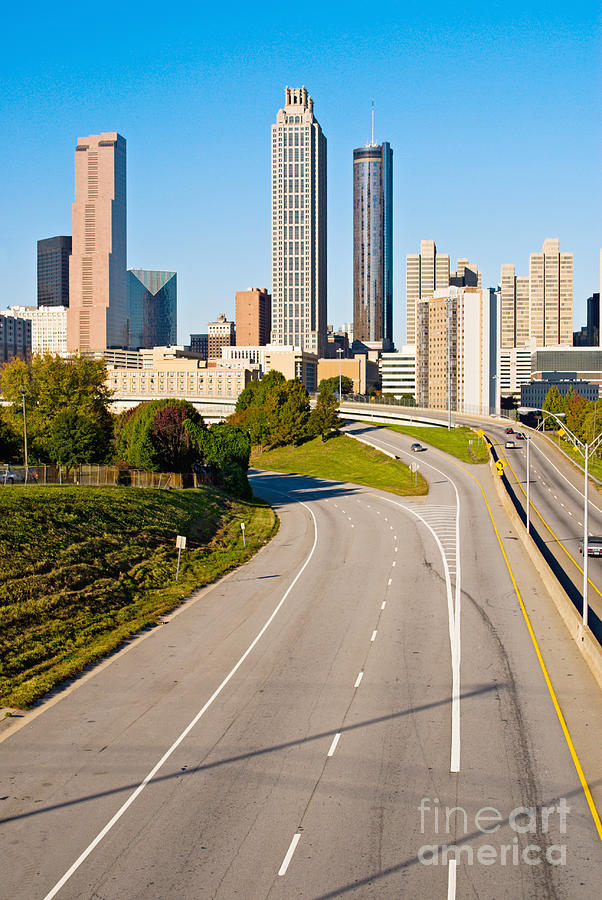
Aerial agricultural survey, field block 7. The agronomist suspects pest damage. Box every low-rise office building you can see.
[521,372,599,407]
[317,355,379,395]
[0,313,32,364]
[2,304,67,356]
[380,346,416,398]
[222,344,318,392]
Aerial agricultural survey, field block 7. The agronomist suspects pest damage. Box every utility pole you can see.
[21,389,28,485]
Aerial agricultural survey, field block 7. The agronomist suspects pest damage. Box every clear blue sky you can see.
[1,1,600,348]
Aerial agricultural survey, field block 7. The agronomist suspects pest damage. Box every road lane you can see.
[1,465,601,898]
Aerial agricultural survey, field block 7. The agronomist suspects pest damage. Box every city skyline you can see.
[1,3,599,349]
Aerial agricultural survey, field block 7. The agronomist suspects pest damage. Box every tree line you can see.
[540,385,602,444]
[0,355,343,498]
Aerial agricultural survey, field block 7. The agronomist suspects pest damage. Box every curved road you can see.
[0,457,600,898]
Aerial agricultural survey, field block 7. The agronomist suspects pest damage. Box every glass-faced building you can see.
[127,269,177,350]
[271,86,327,357]
[353,142,393,345]
[38,236,72,307]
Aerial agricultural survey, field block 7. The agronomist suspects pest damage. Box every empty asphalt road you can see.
[1,460,600,898]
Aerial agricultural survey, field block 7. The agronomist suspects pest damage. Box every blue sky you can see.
[1,1,600,348]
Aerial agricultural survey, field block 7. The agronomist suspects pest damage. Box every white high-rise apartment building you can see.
[2,304,67,356]
[406,240,481,344]
[271,87,327,357]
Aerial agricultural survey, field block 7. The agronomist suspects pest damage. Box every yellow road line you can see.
[434,446,602,841]
[493,439,602,602]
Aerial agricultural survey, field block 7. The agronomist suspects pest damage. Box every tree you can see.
[117,399,203,472]
[264,379,310,447]
[235,370,286,412]
[541,385,565,430]
[308,384,342,441]
[0,354,114,464]
[47,408,111,471]
[564,388,588,442]
[0,409,20,463]
[318,375,353,397]
[184,419,252,498]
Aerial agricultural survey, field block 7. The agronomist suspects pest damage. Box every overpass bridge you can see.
[339,398,509,429]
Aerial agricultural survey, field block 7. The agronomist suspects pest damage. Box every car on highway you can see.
[410,442,424,452]
[515,432,525,440]
[0,469,25,484]
[579,536,602,557]
[505,427,514,434]
[505,440,516,449]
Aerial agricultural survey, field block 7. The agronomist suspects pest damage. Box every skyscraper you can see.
[37,236,72,307]
[127,269,177,349]
[406,241,481,344]
[529,238,573,346]
[67,132,127,352]
[353,140,393,346]
[271,86,327,356]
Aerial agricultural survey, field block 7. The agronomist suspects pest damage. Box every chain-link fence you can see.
[0,463,215,490]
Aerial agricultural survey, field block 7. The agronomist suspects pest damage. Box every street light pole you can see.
[21,389,28,485]
[337,347,343,402]
[526,434,530,535]
[583,443,589,628]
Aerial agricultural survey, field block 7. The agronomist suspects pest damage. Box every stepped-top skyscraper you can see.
[67,132,127,352]
[270,86,327,356]
[353,134,393,347]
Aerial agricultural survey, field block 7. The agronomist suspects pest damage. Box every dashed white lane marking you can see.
[392,561,396,566]
[579,521,583,526]
[371,630,377,642]
[447,857,457,899]
[388,578,392,586]
[278,833,301,876]
[560,502,565,508]
[348,516,352,521]
[381,601,386,610]
[568,511,573,516]
[394,535,397,540]
[554,495,558,500]
[351,524,355,528]
[354,671,364,688]
[327,732,341,757]
[395,547,398,552]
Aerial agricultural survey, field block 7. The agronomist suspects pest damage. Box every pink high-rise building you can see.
[67,132,127,352]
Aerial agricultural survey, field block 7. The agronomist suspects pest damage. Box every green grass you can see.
[543,433,602,485]
[252,433,428,496]
[380,424,489,464]
[0,485,277,709]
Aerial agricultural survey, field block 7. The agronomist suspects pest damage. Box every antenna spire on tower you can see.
[371,100,375,145]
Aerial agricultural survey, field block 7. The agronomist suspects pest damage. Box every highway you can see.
[1,454,601,898]
[469,418,602,633]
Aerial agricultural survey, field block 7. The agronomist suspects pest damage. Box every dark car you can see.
[579,536,602,557]
[410,442,424,452]
[515,432,525,440]
[505,427,514,434]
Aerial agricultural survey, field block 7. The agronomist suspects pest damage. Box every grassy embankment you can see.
[542,433,602,485]
[0,485,277,709]
[380,423,489,464]
[252,433,428,496]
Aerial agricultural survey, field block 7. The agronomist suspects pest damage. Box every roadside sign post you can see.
[240,521,246,547]
[409,461,419,488]
[175,534,186,580]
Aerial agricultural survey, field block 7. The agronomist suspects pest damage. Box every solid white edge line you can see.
[447,858,457,899]
[354,671,364,688]
[327,732,341,757]
[42,486,319,900]
[278,832,301,876]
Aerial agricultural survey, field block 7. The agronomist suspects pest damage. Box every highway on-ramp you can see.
[0,460,600,898]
